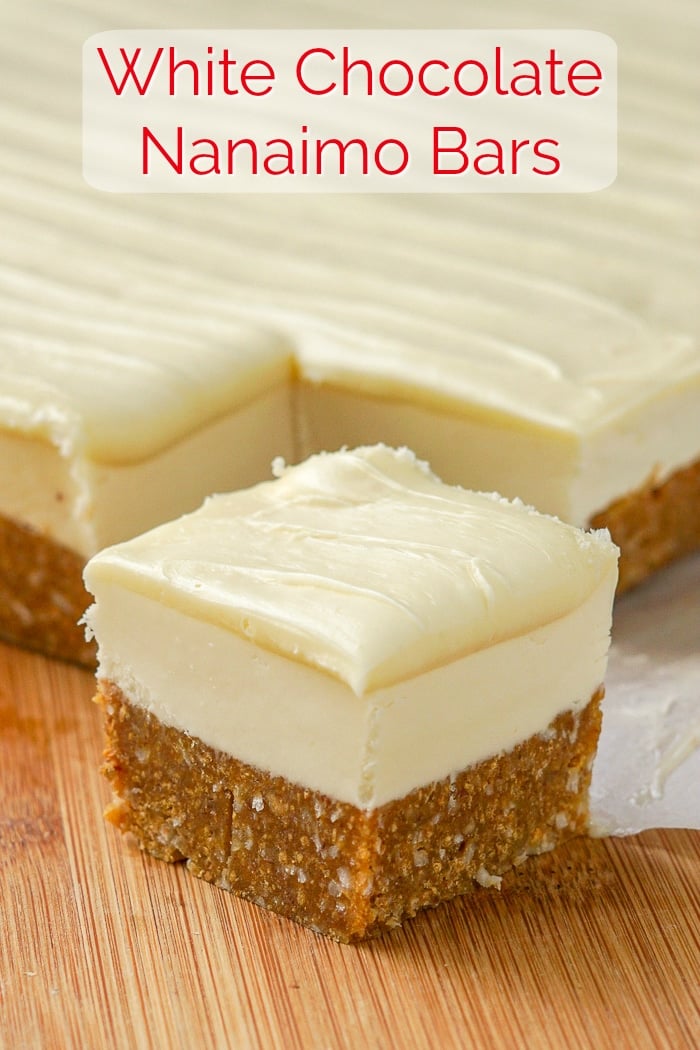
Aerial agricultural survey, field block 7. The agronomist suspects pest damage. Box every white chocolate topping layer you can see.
[0,384,294,558]
[84,445,619,695]
[0,322,292,464]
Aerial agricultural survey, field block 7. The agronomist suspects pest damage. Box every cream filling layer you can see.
[298,378,700,526]
[0,384,294,558]
[88,577,613,809]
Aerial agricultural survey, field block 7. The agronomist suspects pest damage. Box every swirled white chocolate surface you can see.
[84,445,618,805]
[84,445,619,695]
[1,0,699,546]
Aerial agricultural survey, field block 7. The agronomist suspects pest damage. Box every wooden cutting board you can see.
[1,639,698,1050]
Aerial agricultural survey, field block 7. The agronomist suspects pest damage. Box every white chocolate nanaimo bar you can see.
[83,445,619,810]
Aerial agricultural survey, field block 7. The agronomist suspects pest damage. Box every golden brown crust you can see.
[590,457,700,594]
[0,512,96,667]
[96,681,602,942]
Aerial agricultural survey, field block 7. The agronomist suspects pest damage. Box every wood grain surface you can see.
[1,639,698,1050]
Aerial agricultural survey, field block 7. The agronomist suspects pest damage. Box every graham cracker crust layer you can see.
[97,680,603,942]
[0,512,96,667]
[590,456,700,593]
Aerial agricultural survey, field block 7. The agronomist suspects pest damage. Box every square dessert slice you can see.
[0,320,294,664]
[83,445,618,941]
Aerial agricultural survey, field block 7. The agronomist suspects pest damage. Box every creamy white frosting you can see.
[84,445,618,806]
[0,318,291,464]
[84,445,619,694]
[1,0,699,538]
